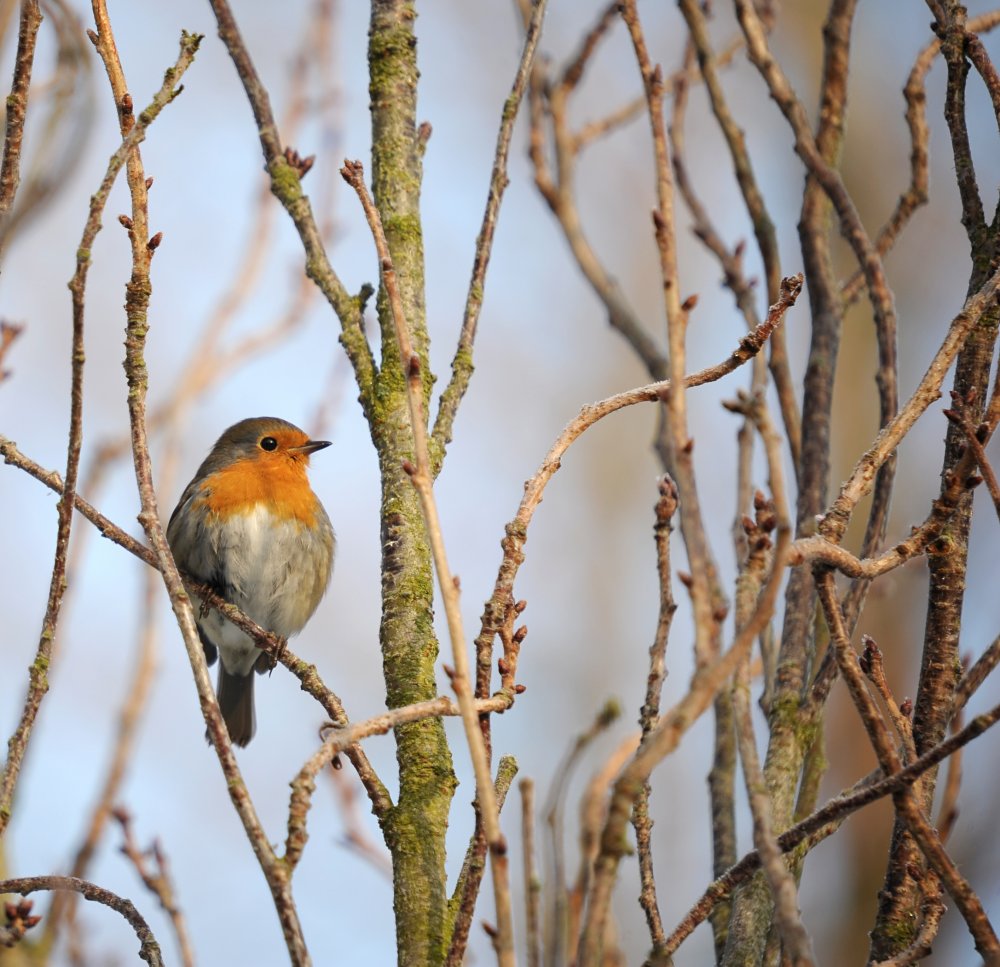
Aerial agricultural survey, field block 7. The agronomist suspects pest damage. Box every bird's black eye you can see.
[259,436,278,452]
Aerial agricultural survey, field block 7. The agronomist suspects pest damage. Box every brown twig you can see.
[730,391,809,963]
[676,0,801,466]
[520,778,542,967]
[89,3,312,960]
[521,0,667,380]
[432,0,549,459]
[821,260,1000,539]
[0,25,199,841]
[936,705,963,845]
[662,690,1000,955]
[632,476,678,956]
[112,808,194,967]
[0,0,42,217]
[44,568,161,947]
[543,700,621,967]
[444,756,519,967]
[816,572,999,960]
[953,632,1000,715]
[859,635,916,759]
[570,732,640,964]
[326,764,392,877]
[206,0,376,407]
[0,876,163,965]
[477,275,802,726]
[944,392,1000,520]
[579,491,792,965]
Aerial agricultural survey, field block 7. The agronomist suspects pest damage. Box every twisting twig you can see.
[88,3,311,962]
[0,876,163,966]
[633,476,678,956]
[340,156,515,964]
[662,691,1000,956]
[477,275,803,723]
[816,573,999,960]
[432,0,549,458]
[112,808,194,967]
[821,260,1000,538]
[0,24,200,841]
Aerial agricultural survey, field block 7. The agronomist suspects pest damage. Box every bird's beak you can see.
[293,439,332,456]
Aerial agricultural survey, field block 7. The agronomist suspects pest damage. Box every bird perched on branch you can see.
[167,417,335,747]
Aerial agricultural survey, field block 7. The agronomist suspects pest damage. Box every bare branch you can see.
[432,0,550,458]
[0,876,163,965]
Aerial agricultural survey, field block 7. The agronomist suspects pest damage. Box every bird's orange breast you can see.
[194,456,321,527]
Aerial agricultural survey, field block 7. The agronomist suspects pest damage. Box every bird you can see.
[166,417,335,747]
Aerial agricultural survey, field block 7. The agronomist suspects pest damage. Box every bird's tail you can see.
[215,664,256,747]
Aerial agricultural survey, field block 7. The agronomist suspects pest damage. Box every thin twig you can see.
[633,476,678,956]
[953,633,1000,715]
[477,276,803,716]
[44,568,161,946]
[340,157,515,963]
[0,876,163,966]
[112,808,194,967]
[206,0,377,406]
[579,501,793,964]
[936,707,963,845]
[676,0,801,464]
[944,394,1000,520]
[445,756,520,967]
[816,572,999,960]
[432,0,549,458]
[662,691,1000,955]
[570,732,640,964]
[859,635,916,760]
[520,779,542,967]
[821,260,1000,539]
[89,3,310,960]
[0,0,42,217]
[544,700,621,967]
[0,24,200,841]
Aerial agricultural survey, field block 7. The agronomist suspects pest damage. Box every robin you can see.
[167,417,335,747]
